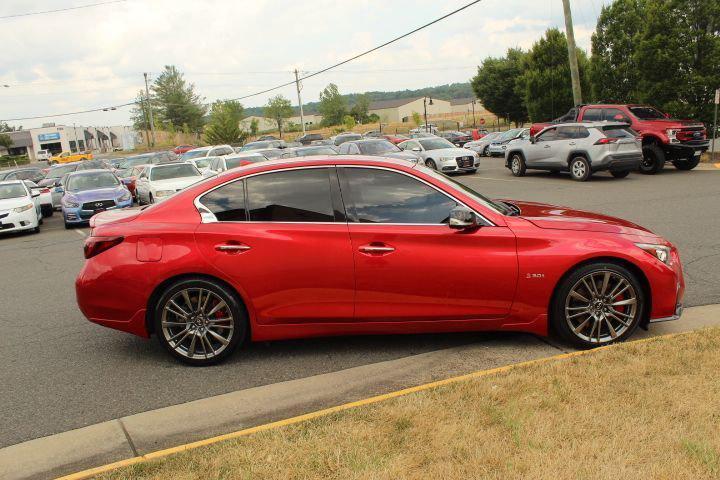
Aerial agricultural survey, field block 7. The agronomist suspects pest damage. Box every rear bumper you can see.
[596,153,643,172]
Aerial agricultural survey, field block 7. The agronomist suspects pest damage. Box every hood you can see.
[426,147,475,157]
[65,186,127,203]
[509,200,655,236]
[383,151,420,161]
[0,196,32,211]
[150,176,202,190]
[638,118,704,128]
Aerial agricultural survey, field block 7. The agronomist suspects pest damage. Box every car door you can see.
[136,170,150,203]
[194,167,355,325]
[339,166,517,322]
[551,126,579,166]
[525,128,558,165]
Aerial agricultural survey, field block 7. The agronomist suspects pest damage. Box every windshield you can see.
[497,129,522,142]
[194,158,212,169]
[418,138,455,150]
[66,172,119,192]
[150,164,200,181]
[180,150,209,160]
[295,147,336,156]
[629,106,666,120]
[0,183,27,200]
[117,155,153,169]
[46,164,79,178]
[358,140,400,155]
[417,166,511,216]
[257,149,283,159]
[116,168,133,178]
[240,142,270,151]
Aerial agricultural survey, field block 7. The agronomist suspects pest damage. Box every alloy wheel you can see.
[564,270,638,345]
[160,288,235,360]
[571,160,586,178]
[511,157,520,174]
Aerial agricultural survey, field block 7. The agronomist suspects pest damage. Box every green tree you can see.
[635,0,720,125]
[411,111,422,127]
[151,65,206,133]
[130,90,157,131]
[249,118,259,137]
[590,0,645,103]
[318,83,347,126]
[0,122,20,133]
[204,100,247,145]
[517,28,591,121]
[264,95,293,138]
[350,93,371,123]
[367,113,380,123]
[471,48,528,126]
[342,115,356,132]
[0,133,12,150]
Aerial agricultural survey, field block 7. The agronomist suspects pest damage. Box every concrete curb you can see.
[1,304,718,480]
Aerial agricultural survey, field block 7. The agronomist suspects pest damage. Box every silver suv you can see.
[505,122,642,181]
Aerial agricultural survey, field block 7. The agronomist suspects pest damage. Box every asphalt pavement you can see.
[1,159,718,450]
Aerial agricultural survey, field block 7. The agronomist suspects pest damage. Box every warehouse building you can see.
[368,97,452,124]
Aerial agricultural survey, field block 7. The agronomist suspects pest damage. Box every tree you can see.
[263,95,293,138]
[0,122,20,133]
[634,0,720,126]
[517,28,591,122]
[471,48,528,126]
[250,118,259,137]
[342,115,356,132]
[204,100,246,145]
[590,0,645,103]
[151,65,206,133]
[0,133,12,150]
[350,94,371,123]
[368,113,380,123]
[318,83,346,126]
[411,111,422,127]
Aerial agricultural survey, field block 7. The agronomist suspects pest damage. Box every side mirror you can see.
[529,136,536,144]
[31,192,40,198]
[449,206,479,230]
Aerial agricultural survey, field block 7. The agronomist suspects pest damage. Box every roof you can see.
[368,97,423,110]
[449,97,478,106]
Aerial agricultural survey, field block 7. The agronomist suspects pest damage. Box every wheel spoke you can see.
[164,305,188,319]
[604,317,618,339]
[181,290,194,312]
[207,316,231,324]
[573,316,592,334]
[567,310,591,319]
[588,318,598,341]
[570,290,590,303]
[207,329,230,346]
[169,328,190,345]
[202,334,216,356]
[188,334,197,357]
[207,301,227,317]
[606,311,631,327]
[596,317,603,344]
[600,272,610,296]
[168,300,190,317]
[162,320,189,327]
[610,284,630,300]
[612,298,636,307]
[200,290,211,313]
[581,278,597,297]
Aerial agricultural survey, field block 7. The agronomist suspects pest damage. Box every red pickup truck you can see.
[530,104,709,173]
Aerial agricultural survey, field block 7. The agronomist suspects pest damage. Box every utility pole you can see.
[144,72,156,147]
[712,88,719,160]
[294,69,306,136]
[140,97,151,148]
[471,100,476,128]
[562,0,583,106]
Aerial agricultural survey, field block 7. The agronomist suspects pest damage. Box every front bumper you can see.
[665,140,709,157]
[649,303,683,323]
[438,157,480,173]
[63,199,133,224]
[0,208,38,233]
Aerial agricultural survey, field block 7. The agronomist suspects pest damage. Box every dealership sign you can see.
[38,132,61,141]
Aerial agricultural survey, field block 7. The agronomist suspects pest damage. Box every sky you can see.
[0,0,611,129]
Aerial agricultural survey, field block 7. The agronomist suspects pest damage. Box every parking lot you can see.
[1,158,719,450]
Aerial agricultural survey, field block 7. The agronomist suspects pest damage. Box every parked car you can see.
[76,157,685,365]
[77,159,113,171]
[382,134,410,145]
[530,104,709,173]
[49,150,92,165]
[487,128,530,157]
[238,140,286,151]
[296,133,324,145]
[408,132,437,139]
[115,165,148,200]
[39,162,83,209]
[112,153,161,171]
[188,156,219,174]
[410,124,438,134]
[398,137,479,173]
[332,133,363,146]
[465,131,503,156]
[173,145,196,155]
[23,180,54,217]
[60,170,132,229]
[206,153,268,174]
[280,146,339,158]
[440,131,472,147]
[0,180,42,234]
[310,139,336,146]
[0,167,46,183]
[252,148,284,160]
[338,139,419,162]
[135,163,204,205]
[36,150,52,162]
[181,145,235,161]
[506,123,642,181]
[257,135,279,141]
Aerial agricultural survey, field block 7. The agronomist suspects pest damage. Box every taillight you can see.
[594,137,619,145]
[84,236,124,259]
[40,188,50,194]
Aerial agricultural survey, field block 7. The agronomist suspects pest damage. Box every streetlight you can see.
[423,96,433,133]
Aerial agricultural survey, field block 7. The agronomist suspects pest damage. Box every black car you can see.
[0,167,45,183]
[440,131,472,147]
[296,133,323,145]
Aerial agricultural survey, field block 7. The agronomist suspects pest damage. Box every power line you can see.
[0,0,126,20]
[0,102,136,122]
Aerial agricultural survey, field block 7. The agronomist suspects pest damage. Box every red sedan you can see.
[172,145,196,155]
[76,157,684,365]
[382,134,409,145]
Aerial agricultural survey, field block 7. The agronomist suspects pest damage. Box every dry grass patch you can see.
[99,329,720,480]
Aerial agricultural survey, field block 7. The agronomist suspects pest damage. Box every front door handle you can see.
[359,244,395,255]
[569,142,576,146]
[215,243,251,253]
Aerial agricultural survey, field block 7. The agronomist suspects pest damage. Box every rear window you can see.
[150,164,200,181]
[46,164,79,178]
[225,156,265,169]
[600,126,637,138]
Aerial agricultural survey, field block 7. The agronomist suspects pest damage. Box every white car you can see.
[36,150,52,162]
[23,180,54,217]
[189,156,222,174]
[465,131,503,156]
[135,163,204,205]
[179,145,235,162]
[487,128,530,157]
[398,137,480,174]
[206,153,268,174]
[0,180,42,234]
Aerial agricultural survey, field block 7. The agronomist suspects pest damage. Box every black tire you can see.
[425,159,437,170]
[64,221,72,229]
[509,153,526,177]
[148,193,154,204]
[153,277,247,366]
[41,205,54,217]
[569,156,591,181]
[639,144,665,174]
[611,170,630,178]
[482,146,490,157]
[672,156,700,171]
[551,262,645,349]
[32,225,40,233]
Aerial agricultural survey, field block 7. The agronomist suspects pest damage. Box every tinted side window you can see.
[537,128,558,141]
[338,143,351,154]
[247,168,334,222]
[575,126,590,138]
[343,168,457,224]
[582,108,602,121]
[201,180,247,222]
[603,108,630,123]
[556,126,576,139]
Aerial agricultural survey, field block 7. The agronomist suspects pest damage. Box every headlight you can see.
[155,190,175,197]
[118,191,131,201]
[635,243,671,265]
[666,129,679,142]
[12,204,34,213]
[440,156,454,162]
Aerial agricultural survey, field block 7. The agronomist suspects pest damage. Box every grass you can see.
[98,329,720,480]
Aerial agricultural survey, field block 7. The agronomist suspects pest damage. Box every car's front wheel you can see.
[510,154,526,177]
[154,277,247,365]
[672,156,700,171]
[551,263,644,348]
[425,159,437,170]
[569,156,591,181]
[640,144,665,174]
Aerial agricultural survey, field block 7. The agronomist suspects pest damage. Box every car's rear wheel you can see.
[482,146,490,156]
[510,154,526,177]
[41,205,54,217]
[569,156,591,181]
[154,278,247,366]
[611,170,630,178]
[551,263,644,348]
[425,159,437,170]
[640,144,665,174]
[672,156,700,170]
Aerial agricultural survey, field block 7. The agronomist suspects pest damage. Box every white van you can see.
[36,150,51,161]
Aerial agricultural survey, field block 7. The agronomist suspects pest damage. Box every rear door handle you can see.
[215,243,251,253]
[359,244,395,255]
[569,142,576,146]
[544,145,551,148]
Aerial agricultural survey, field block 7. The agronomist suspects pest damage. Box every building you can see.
[239,116,277,133]
[287,113,322,129]
[368,97,452,124]
[0,124,135,161]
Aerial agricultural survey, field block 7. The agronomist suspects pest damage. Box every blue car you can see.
[61,169,132,229]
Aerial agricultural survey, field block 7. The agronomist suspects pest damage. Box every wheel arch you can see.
[506,149,525,168]
[145,272,251,336]
[566,150,591,167]
[641,134,662,147]
[548,256,652,331]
